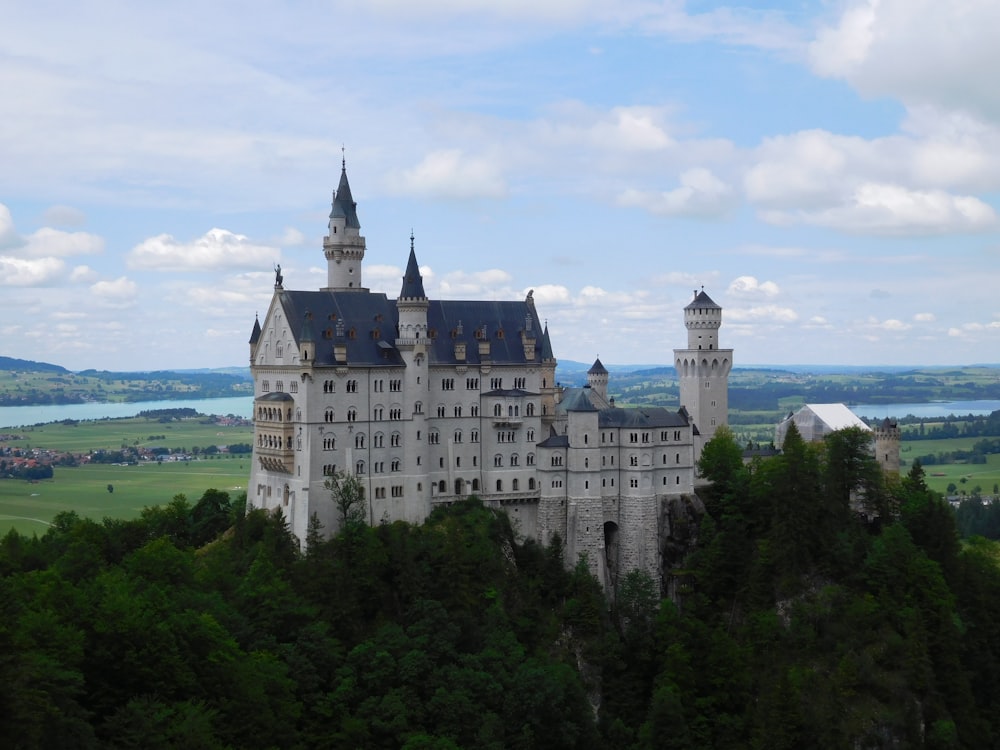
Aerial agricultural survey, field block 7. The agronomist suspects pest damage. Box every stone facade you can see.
[248,165,731,590]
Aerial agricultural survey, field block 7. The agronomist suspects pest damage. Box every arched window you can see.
[472,478,480,491]
[512,478,519,491]
[496,479,503,492]
[494,403,502,417]
[355,460,365,475]
[528,477,535,490]
[438,480,446,493]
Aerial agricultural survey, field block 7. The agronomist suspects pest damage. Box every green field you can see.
[1,414,254,537]
[0,458,250,537]
[6,414,253,453]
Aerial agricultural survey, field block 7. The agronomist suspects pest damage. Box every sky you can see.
[2,0,999,371]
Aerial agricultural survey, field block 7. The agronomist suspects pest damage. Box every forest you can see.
[2,425,1000,749]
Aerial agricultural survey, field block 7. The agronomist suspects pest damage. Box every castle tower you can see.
[874,417,901,475]
[323,159,367,292]
[587,358,609,406]
[396,236,429,342]
[673,289,732,461]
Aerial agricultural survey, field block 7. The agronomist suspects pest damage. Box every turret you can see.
[323,158,368,291]
[674,288,732,461]
[874,417,901,475]
[249,315,261,362]
[396,235,429,344]
[587,358,609,404]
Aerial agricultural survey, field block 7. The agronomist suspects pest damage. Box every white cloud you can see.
[279,227,306,246]
[42,205,87,227]
[22,227,104,257]
[0,256,66,286]
[128,228,278,271]
[0,205,18,248]
[800,183,996,235]
[809,0,1000,125]
[727,275,780,298]
[868,317,911,332]
[70,265,99,283]
[914,312,936,322]
[434,268,513,297]
[90,276,138,307]
[391,150,507,199]
[726,305,798,323]
[618,168,733,218]
[529,284,572,306]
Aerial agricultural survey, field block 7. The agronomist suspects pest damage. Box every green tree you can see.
[326,470,368,531]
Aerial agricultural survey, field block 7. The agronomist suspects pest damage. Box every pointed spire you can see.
[588,357,608,375]
[541,322,554,360]
[249,314,261,345]
[399,233,427,299]
[329,156,360,229]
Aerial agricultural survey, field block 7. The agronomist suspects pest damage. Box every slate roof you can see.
[329,167,360,229]
[399,244,427,299]
[598,406,689,429]
[537,433,569,448]
[249,316,261,345]
[557,388,598,412]
[685,290,720,310]
[588,357,608,375]
[275,290,545,369]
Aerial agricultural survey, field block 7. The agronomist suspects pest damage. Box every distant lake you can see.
[850,400,1000,420]
[0,396,254,429]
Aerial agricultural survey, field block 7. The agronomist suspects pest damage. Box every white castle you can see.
[248,164,732,587]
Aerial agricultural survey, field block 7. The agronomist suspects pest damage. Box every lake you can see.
[1,396,997,430]
[850,400,1000,420]
[0,396,254,429]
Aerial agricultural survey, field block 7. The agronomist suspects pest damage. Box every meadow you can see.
[0,414,254,537]
[0,458,251,537]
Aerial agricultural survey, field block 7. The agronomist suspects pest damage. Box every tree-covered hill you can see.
[0,355,68,373]
[3,435,1000,748]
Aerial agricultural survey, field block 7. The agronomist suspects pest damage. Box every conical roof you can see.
[588,357,608,375]
[249,316,261,345]
[329,166,361,229]
[399,239,426,299]
[685,289,720,309]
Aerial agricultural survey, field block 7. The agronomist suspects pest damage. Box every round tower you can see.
[587,357,609,403]
[673,288,733,461]
[874,417,901,475]
[323,158,368,292]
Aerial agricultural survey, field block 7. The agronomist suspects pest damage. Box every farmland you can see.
[0,413,254,536]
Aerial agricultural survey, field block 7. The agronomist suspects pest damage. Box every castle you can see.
[247,163,731,588]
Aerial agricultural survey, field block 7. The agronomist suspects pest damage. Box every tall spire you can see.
[399,233,427,299]
[329,162,360,230]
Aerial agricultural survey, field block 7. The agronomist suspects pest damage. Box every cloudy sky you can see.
[2,0,998,371]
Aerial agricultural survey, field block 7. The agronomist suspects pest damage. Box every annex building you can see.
[248,164,732,587]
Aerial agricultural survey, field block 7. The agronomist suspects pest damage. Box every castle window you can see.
[584,457,588,468]
[471,405,479,417]
[414,401,423,414]
[471,430,479,443]
[496,479,503,492]
[290,381,298,393]
[439,480,446,493]
[512,478,519,491]
[528,478,536,490]
[391,432,400,447]
[676,453,680,463]
[473,456,477,466]
[454,430,462,443]
[355,434,365,449]
[526,403,535,416]
[347,408,357,422]
[356,460,365,475]
[514,377,525,389]
[454,405,462,417]
[262,380,270,393]
[325,408,334,422]
[440,457,445,468]
[526,453,534,466]
[494,454,503,467]
[511,453,519,466]
[437,405,446,418]
[630,478,638,488]
[676,476,680,485]
[630,455,638,467]
[526,429,534,441]
[494,404,502,417]
[374,433,384,448]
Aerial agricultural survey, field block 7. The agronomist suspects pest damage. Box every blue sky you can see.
[2,0,999,371]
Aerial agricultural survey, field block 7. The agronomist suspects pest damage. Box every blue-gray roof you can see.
[275,290,545,368]
[399,245,426,299]
[329,167,361,229]
[685,290,720,310]
[598,406,689,429]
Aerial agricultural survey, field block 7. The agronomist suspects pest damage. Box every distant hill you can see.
[0,356,69,374]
